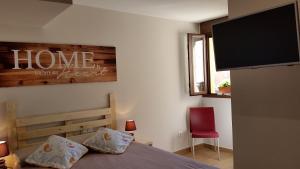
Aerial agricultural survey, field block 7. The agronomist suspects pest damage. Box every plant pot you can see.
[218,86,231,94]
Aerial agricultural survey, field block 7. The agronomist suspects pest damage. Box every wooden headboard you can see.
[6,93,116,153]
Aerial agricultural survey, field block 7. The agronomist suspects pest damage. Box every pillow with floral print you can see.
[25,135,88,169]
[83,128,134,154]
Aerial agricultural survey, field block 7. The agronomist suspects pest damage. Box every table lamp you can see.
[0,141,9,169]
[125,120,136,138]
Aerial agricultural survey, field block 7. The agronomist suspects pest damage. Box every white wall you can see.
[203,98,233,149]
[229,0,300,168]
[0,5,201,152]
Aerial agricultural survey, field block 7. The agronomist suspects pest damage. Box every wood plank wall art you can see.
[0,42,117,87]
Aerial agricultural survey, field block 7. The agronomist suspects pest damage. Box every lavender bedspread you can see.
[23,142,218,169]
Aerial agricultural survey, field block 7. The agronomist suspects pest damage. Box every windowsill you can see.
[203,94,231,98]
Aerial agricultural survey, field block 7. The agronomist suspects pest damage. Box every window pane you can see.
[193,39,204,93]
[188,34,207,95]
[209,37,231,95]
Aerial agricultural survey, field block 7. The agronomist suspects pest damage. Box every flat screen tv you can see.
[212,2,300,71]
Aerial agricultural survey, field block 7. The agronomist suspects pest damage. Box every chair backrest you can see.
[189,107,216,132]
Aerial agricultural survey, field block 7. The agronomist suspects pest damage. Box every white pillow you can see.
[83,128,134,154]
[25,135,88,169]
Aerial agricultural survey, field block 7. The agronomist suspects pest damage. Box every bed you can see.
[5,93,218,169]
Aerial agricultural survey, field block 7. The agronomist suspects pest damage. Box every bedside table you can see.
[135,137,153,146]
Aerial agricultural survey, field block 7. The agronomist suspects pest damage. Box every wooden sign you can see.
[0,42,117,87]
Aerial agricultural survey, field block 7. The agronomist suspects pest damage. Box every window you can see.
[187,34,207,95]
[187,35,231,97]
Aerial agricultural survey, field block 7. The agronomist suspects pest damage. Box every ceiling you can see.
[0,0,227,28]
[0,0,71,27]
[41,0,72,4]
[73,0,228,23]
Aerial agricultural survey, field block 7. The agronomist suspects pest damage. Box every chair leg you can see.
[217,138,220,160]
[192,138,195,159]
[190,134,193,152]
[214,138,217,151]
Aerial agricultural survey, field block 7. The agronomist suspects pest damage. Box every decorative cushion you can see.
[83,128,134,154]
[25,135,88,169]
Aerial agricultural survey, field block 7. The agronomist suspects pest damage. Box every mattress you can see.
[22,142,218,169]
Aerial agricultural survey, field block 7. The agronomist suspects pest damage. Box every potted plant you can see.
[218,81,231,94]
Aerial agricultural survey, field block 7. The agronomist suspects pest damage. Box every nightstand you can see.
[135,137,153,146]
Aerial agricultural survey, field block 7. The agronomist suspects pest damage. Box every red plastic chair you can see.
[189,107,220,160]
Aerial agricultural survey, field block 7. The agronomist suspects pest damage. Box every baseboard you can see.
[174,143,233,155]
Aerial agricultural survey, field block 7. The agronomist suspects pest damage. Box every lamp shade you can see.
[0,141,9,158]
[125,120,136,131]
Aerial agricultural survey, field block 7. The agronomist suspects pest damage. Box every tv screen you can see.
[212,3,300,71]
